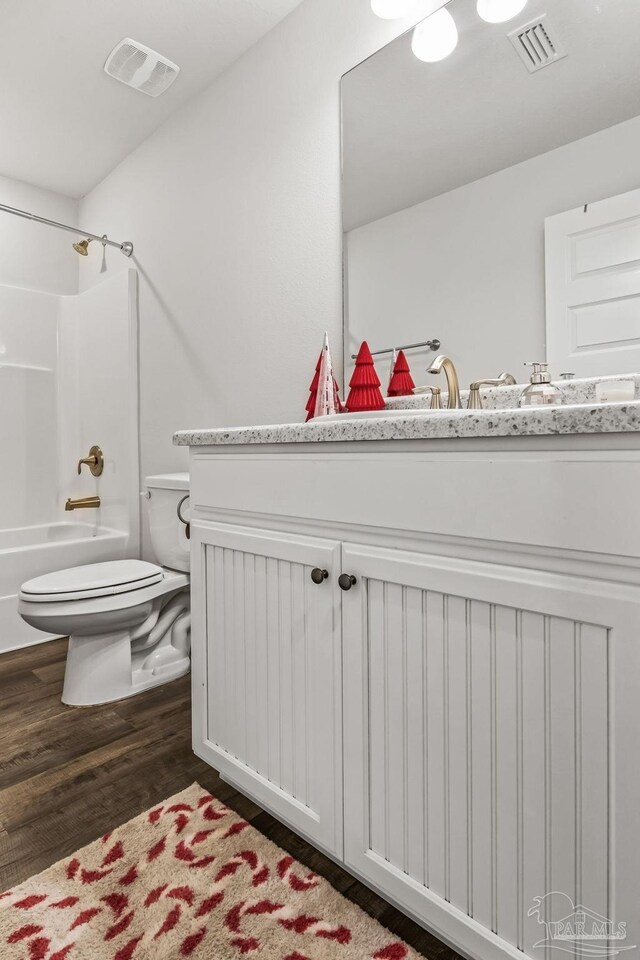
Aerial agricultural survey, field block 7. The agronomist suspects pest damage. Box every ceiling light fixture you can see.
[476,0,528,24]
[370,0,423,19]
[411,7,458,62]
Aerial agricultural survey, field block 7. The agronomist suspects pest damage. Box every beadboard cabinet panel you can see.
[341,543,640,959]
[190,521,343,857]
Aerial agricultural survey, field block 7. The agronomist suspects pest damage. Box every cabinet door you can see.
[342,542,640,960]
[191,521,343,856]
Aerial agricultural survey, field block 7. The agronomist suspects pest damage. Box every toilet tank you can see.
[145,473,190,573]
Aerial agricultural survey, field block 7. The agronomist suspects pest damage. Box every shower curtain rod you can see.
[0,202,134,257]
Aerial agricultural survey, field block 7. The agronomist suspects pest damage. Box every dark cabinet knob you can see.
[311,568,329,585]
[338,574,357,591]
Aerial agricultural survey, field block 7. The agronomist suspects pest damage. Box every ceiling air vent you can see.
[508,15,567,73]
[104,39,180,98]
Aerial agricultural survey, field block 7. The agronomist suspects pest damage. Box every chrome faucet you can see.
[428,355,462,409]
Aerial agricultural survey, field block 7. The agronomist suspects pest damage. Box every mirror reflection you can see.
[342,0,640,392]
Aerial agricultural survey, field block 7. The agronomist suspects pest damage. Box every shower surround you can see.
[0,269,139,652]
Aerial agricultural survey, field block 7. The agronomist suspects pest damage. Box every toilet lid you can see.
[20,560,164,603]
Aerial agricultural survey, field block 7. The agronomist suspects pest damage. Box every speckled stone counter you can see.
[174,399,640,446]
[386,372,640,411]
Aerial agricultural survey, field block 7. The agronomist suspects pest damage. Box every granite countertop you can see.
[174,399,640,446]
[174,374,640,446]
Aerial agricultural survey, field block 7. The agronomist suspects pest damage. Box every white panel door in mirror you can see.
[546,186,640,377]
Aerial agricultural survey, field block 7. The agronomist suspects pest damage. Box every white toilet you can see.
[18,473,191,707]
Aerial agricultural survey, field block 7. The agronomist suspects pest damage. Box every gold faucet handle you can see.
[468,374,517,409]
[77,445,104,477]
[422,386,443,410]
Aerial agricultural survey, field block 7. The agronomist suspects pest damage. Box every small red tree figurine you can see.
[305,352,322,422]
[346,341,385,412]
[305,333,343,421]
[388,349,415,397]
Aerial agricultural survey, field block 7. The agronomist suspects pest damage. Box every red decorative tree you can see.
[388,350,415,397]
[305,333,343,421]
[305,352,322,422]
[346,341,385,412]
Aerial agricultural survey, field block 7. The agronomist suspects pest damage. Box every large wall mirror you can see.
[342,0,640,391]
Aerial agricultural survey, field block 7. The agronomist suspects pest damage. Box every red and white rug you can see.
[0,783,421,959]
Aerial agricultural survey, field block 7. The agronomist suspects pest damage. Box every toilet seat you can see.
[18,566,190,706]
[19,559,164,603]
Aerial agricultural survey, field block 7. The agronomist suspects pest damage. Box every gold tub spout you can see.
[65,496,101,511]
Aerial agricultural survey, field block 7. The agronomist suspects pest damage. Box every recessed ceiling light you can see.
[412,7,459,62]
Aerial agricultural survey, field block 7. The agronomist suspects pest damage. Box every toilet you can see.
[18,473,191,707]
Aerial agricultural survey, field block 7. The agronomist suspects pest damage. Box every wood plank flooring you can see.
[0,637,461,960]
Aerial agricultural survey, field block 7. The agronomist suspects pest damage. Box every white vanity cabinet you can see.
[341,542,640,960]
[187,439,640,960]
[190,521,344,856]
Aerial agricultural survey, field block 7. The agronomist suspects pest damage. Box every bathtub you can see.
[0,522,128,653]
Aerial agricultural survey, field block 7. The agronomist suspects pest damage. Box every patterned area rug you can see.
[0,783,421,959]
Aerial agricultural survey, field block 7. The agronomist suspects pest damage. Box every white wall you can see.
[77,0,440,552]
[346,114,640,389]
[0,175,78,295]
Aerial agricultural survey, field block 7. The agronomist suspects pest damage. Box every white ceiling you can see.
[343,0,640,230]
[0,0,305,199]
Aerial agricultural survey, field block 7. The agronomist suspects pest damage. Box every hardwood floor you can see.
[0,637,460,960]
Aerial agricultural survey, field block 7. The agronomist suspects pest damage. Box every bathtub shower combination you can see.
[0,269,139,653]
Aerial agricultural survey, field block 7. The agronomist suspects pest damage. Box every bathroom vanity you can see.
[175,395,640,960]
[177,1,640,954]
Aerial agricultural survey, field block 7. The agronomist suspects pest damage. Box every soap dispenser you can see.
[519,362,564,407]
